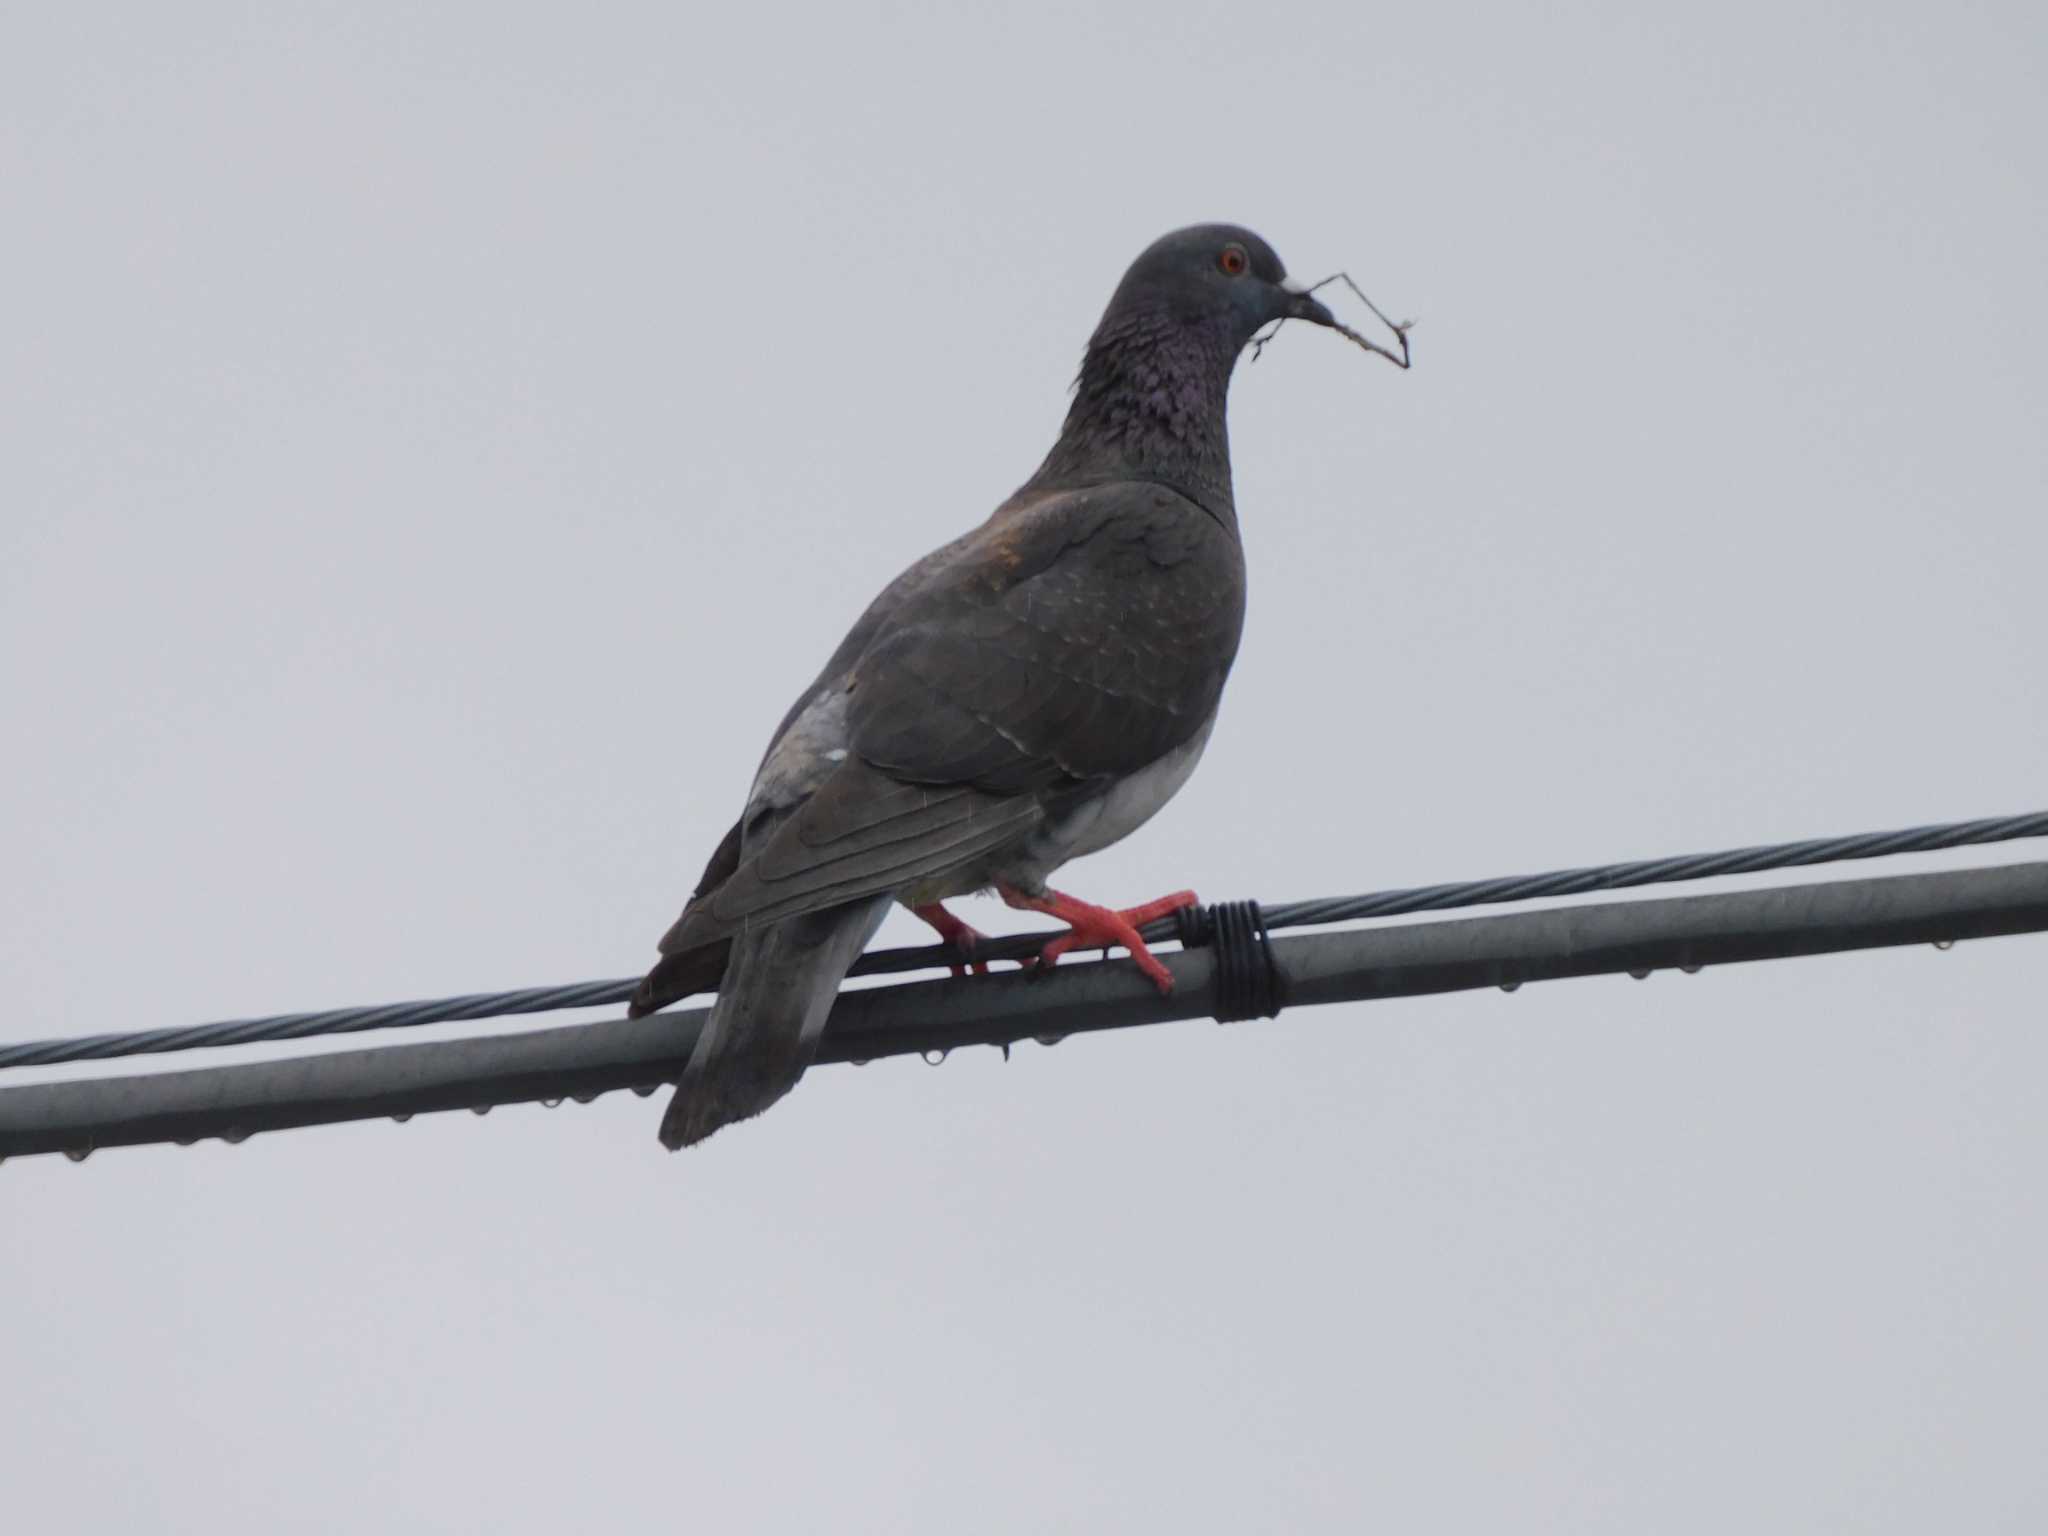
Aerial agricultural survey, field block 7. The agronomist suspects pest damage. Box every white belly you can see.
[901,711,1220,905]
[1039,708,1219,866]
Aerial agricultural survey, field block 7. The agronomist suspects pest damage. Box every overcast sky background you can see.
[4,3,2046,1530]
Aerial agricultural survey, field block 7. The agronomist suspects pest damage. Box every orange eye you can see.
[1218,243,1249,277]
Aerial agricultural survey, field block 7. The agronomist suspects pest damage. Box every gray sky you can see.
[4,2,2046,1530]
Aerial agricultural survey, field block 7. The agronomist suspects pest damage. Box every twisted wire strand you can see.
[1256,811,2048,928]
[5,809,2043,1072]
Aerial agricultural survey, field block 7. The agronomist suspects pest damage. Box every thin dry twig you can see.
[1248,272,1416,368]
[1309,271,1416,370]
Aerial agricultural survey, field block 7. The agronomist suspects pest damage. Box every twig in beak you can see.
[1309,272,1416,370]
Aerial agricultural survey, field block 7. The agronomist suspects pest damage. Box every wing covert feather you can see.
[660,483,1244,948]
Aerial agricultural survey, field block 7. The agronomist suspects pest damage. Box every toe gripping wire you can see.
[1176,900,1286,1024]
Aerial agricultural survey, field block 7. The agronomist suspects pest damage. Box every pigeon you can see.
[633,223,1355,1149]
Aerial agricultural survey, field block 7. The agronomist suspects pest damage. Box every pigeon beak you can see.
[1281,275,1336,328]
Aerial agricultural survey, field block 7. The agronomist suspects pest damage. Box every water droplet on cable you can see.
[220,1128,248,1145]
[922,1048,949,1066]
[470,1105,492,1117]
[1932,940,1955,952]
[541,1097,563,1109]
[1498,980,1521,994]
[849,1058,870,1068]
[1035,1034,1068,1048]
[1680,964,1703,975]
[631,1084,658,1098]
[572,1092,597,1105]
[1628,968,1652,980]
[390,1113,413,1124]
[64,1147,92,1163]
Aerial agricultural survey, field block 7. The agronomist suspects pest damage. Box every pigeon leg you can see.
[910,902,992,977]
[997,885,1197,994]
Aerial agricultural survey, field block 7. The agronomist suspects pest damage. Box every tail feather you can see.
[657,895,891,1149]
[627,938,733,1019]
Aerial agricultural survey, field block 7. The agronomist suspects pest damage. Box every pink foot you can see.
[996,885,1197,994]
[911,902,992,977]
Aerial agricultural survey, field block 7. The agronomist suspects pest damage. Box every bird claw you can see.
[910,903,993,977]
[999,886,1197,995]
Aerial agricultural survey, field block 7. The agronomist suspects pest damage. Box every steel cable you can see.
[5,808,2043,1072]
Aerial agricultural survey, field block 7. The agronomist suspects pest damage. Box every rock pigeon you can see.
[633,223,1359,1149]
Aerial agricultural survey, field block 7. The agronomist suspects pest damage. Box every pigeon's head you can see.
[1040,224,1405,504]
[1107,223,1338,346]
